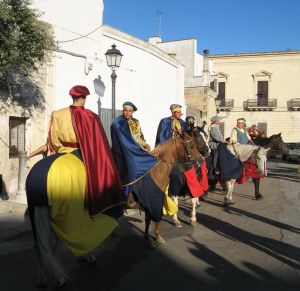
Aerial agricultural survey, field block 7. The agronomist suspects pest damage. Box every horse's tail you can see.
[34,207,69,284]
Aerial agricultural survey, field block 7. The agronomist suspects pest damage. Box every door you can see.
[218,82,225,106]
[257,81,268,106]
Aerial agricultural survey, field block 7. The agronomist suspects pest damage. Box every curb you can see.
[0,201,27,215]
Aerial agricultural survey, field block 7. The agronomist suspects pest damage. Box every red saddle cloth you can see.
[184,160,208,197]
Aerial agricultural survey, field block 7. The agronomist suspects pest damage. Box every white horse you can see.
[223,144,269,205]
[172,127,210,227]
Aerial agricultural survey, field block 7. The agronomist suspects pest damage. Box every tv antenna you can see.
[156,10,162,38]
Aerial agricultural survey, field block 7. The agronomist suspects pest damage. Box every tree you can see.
[0,0,55,102]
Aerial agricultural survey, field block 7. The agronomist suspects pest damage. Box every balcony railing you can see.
[218,99,234,110]
[287,98,300,111]
[243,99,277,110]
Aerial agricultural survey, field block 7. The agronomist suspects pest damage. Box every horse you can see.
[135,132,204,243]
[169,127,210,228]
[253,133,289,156]
[222,144,270,205]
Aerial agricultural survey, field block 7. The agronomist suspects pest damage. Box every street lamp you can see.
[105,44,123,122]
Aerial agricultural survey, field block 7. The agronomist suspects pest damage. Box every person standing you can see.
[230,118,264,200]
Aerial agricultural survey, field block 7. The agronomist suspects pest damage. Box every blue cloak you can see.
[155,117,188,145]
[111,115,158,185]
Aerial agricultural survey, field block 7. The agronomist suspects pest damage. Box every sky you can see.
[103,0,300,55]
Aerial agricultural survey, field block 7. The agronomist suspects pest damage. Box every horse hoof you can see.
[86,254,96,265]
[55,277,66,289]
[156,236,166,244]
[228,200,235,205]
[37,277,48,288]
[174,220,182,228]
[190,219,197,226]
[256,194,264,200]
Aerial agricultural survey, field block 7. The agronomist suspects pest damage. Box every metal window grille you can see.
[257,122,267,136]
[9,117,26,158]
[99,108,122,145]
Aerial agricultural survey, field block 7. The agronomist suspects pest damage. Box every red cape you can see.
[70,106,124,216]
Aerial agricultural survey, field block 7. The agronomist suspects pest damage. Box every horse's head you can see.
[187,127,210,157]
[177,132,204,163]
[252,147,270,174]
[270,133,289,155]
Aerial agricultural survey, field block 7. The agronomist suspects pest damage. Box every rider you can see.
[26,85,125,267]
[248,124,262,141]
[111,101,156,186]
[230,118,264,200]
[155,104,188,145]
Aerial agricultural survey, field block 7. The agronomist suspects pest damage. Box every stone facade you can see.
[210,50,300,141]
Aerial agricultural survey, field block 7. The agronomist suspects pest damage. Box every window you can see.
[257,122,267,136]
[99,108,122,145]
[9,116,26,158]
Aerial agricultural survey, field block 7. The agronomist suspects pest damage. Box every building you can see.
[0,0,185,199]
[210,50,300,141]
[150,37,218,125]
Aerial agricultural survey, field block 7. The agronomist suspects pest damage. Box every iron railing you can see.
[218,99,234,109]
[243,99,277,110]
[287,98,300,110]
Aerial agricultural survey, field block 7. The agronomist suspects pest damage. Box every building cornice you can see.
[101,25,184,68]
[210,50,300,58]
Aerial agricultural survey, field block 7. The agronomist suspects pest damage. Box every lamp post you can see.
[105,44,123,122]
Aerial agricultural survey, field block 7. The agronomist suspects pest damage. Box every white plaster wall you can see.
[100,27,185,147]
[32,0,103,35]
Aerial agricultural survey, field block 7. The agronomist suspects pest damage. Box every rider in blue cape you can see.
[111,101,158,186]
[111,101,167,221]
[155,104,188,146]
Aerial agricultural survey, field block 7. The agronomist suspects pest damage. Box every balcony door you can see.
[257,81,268,106]
[218,82,226,106]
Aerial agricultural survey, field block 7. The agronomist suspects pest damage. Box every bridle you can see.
[176,136,194,162]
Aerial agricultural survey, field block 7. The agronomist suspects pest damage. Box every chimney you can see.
[148,36,162,46]
[202,49,210,86]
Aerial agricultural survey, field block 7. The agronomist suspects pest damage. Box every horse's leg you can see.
[190,197,197,226]
[34,207,67,288]
[253,178,264,200]
[154,222,166,244]
[172,196,182,228]
[144,211,151,240]
[224,180,234,205]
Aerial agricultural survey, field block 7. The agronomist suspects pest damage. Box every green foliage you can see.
[0,0,55,87]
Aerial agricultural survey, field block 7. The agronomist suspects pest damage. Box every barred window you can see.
[257,122,267,136]
[99,108,122,145]
[9,116,26,158]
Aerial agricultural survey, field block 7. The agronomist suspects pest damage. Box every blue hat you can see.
[210,115,221,123]
[185,115,195,122]
[123,101,137,111]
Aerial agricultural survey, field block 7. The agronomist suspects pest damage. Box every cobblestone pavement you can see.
[0,158,299,291]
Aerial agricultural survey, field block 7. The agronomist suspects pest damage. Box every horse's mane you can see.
[151,137,180,164]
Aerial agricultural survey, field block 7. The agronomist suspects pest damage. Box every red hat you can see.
[69,85,90,97]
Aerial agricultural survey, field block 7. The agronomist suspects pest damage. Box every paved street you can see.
[0,158,299,291]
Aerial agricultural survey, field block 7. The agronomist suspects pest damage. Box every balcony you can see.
[243,99,277,111]
[287,98,300,111]
[218,99,234,111]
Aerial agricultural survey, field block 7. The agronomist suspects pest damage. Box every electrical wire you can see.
[57,25,102,44]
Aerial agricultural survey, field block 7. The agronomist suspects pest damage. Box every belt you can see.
[61,141,79,148]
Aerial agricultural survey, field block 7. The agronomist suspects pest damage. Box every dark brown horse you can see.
[253,133,289,156]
